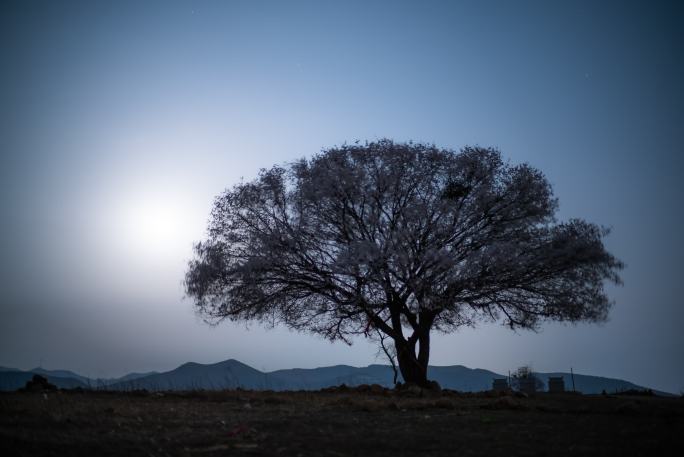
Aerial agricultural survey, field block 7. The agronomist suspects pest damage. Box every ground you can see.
[1,388,683,456]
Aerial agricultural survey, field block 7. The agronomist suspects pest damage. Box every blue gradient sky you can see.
[1,1,682,392]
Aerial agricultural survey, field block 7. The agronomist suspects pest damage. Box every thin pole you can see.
[570,367,576,392]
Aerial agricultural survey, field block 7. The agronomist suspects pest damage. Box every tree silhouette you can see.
[185,140,623,387]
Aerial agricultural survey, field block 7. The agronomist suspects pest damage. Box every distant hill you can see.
[109,371,160,384]
[533,372,663,395]
[108,359,287,391]
[268,364,356,389]
[0,370,88,390]
[0,359,671,395]
[87,371,161,388]
[267,364,504,391]
[0,367,158,390]
[29,367,91,386]
[268,364,395,389]
[107,360,667,394]
[427,365,504,391]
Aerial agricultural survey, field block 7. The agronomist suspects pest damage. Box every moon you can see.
[128,196,183,252]
[110,186,202,267]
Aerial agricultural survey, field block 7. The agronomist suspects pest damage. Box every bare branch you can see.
[185,139,623,385]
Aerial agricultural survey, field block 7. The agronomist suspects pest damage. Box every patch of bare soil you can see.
[1,389,683,456]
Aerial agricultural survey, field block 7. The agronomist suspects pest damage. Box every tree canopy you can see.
[185,140,623,386]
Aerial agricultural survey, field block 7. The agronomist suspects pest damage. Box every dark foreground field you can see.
[1,388,683,456]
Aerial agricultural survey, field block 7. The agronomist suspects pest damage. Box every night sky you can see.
[1,1,682,393]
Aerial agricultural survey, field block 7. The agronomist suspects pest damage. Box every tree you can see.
[510,366,544,393]
[185,140,623,387]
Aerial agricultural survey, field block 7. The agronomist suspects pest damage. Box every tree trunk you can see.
[393,311,435,387]
[395,339,429,387]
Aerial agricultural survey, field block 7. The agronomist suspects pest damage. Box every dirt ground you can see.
[1,388,683,456]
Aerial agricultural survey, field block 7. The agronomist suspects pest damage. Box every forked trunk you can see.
[395,331,431,387]
[396,349,428,386]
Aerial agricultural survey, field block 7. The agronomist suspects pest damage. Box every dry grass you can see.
[1,389,683,456]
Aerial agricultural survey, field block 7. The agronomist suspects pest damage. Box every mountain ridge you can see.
[0,359,672,395]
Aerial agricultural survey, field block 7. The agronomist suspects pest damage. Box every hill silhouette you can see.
[0,359,669,395]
